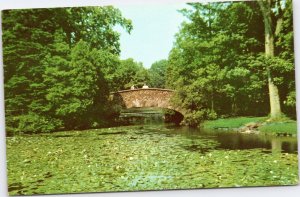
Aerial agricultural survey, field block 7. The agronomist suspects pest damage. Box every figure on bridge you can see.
[142,84,149,89]
[130,85,136,90]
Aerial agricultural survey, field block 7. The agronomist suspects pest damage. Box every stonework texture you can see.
[111,88,181,113]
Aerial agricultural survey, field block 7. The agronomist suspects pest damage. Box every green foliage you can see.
[148,60,168,88]
[275,0,294,62]
[2,7,132,134]
[2,1,296,132]
[67,6,132,54]
[113,58,149,90]
[132,66,150,88]
[166,1,295,126]
[43,40,116,129]
[285,91,296,107]
[13,113,63,135]
[202,115,297,135]
[259,121,297,135]
[184,109,218,127]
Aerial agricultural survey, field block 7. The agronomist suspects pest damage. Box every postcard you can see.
[1,0,298,195]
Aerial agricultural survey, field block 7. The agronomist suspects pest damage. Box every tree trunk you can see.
[258,0,282,119]
[268,70,281,118]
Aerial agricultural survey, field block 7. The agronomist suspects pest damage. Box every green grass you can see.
[202,116,298,136]
[259,121,298,136]
[202,116,267,129]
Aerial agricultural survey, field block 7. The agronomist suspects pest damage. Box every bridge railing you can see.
[110,88,175,94]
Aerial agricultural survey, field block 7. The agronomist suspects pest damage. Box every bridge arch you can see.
[110,88,184,118]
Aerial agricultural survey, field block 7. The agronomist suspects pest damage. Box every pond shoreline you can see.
[202,116,297,137]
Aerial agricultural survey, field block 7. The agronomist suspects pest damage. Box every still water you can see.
[6,108,299,195]
[120,108,298,154]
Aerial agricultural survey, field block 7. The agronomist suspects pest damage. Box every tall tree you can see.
[166,1,294,125]
[257,0,283,118]
[2,7,132,134]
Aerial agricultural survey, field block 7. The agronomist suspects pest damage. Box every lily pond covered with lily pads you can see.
[6,109,299,195]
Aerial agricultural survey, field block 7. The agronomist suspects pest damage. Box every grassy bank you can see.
[202,117,267,129]
[259,121,297,136]
[202,117,298,136]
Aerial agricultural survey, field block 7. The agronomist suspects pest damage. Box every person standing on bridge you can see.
[142,84,149,89]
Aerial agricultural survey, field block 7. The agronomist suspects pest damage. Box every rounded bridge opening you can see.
[118,107,184,125]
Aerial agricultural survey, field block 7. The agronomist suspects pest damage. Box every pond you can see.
[120,108,298,154]
[6,108,299,195]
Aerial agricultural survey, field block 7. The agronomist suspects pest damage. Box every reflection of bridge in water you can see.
[110,88,184,116]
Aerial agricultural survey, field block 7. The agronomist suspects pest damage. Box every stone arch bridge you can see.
[110,88,184,116]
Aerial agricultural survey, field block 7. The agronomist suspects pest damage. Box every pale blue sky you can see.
[115,3,188,68]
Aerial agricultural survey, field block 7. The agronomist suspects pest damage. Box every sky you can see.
[115,3,188,68]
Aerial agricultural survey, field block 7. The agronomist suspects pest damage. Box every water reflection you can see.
[167,126,298,154]
[119,108,298,154]
[119,108,165,125]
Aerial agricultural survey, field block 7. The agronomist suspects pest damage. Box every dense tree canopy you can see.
[115,58,149,90]
[148,60,168,88]
[166,0,295,126]
[2,7,132,134]
[2,1,295,133]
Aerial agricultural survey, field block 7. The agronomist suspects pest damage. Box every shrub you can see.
[7,113,63,135]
